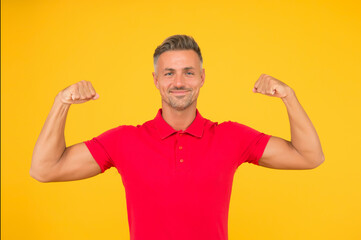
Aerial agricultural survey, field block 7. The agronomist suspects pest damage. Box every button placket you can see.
[175,132,185,166]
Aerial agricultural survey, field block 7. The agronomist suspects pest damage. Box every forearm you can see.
[30,94,71,179]
[282,89,324,166]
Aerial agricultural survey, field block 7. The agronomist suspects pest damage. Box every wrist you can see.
[54,93,72,108]
[281,87,296,103]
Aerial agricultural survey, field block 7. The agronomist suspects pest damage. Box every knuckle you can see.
[68,88,76,95]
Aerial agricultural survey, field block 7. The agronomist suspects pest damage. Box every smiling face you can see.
[152,50,205,111]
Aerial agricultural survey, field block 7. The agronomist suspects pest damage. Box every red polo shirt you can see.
[84,109,271,240]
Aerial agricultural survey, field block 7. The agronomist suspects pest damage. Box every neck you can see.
[161,101,197,131]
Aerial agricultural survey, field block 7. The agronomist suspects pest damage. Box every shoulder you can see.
[201,117,250,134]
[217,120,252,131]
[200,115,249,130]
[214,120,265,138]
[94,124,139,139]
[106,124,139,133]
[97,117,161,139]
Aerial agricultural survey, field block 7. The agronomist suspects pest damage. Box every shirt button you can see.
[179,133,183,136]
[180,159,184,163]
[179,146,183,150]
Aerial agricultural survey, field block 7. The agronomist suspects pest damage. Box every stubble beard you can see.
[166,93,195,111]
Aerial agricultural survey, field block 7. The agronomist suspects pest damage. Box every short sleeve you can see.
[221,121,271,166]
[84,126,121,173]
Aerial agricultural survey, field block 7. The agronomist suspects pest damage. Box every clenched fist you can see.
[57,80,99,105]
[253,74,293,99]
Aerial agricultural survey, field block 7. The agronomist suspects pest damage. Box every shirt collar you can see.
[153,108,206,140]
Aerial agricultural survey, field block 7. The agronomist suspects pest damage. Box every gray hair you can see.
[153,35,203,72]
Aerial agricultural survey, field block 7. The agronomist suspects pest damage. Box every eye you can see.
[165,72,173,76]
[186,72,194,75]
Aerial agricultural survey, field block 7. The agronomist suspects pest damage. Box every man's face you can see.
[152,50,205,111]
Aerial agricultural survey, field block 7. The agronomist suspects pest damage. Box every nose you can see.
[174,73,185,88]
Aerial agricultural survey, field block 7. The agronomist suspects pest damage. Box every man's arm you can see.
[253,74,324,170]
[30,80,101,182]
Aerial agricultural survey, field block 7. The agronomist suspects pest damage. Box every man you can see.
[30,35,324,240]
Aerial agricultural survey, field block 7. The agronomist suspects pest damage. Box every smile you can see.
[169,90,190,96]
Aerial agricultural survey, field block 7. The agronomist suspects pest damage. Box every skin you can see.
[30,81,102,182]
[30,49,324,183]
[152,50,205,131]
[253,74,324,169]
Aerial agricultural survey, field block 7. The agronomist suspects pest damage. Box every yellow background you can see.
[2,0,361,239]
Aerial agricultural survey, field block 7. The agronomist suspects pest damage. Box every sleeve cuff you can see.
[84,139,112,173]
[252,134,272,165]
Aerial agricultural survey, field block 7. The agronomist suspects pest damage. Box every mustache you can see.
[168,87,192,92]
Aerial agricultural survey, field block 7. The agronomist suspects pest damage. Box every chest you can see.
[116,132,240,196]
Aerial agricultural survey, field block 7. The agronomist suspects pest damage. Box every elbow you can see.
[29,167,52,183]
[309,154,325,169]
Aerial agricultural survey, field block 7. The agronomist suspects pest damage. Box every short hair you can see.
[153,35,203,70]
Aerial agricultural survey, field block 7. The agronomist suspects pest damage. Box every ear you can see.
[200,68,205,87]
[152,72,159,89]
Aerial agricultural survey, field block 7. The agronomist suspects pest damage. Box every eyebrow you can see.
[164,67,195,71]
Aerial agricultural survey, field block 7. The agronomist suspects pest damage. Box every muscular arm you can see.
[30,81,101,182]
[254,74,324,170]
